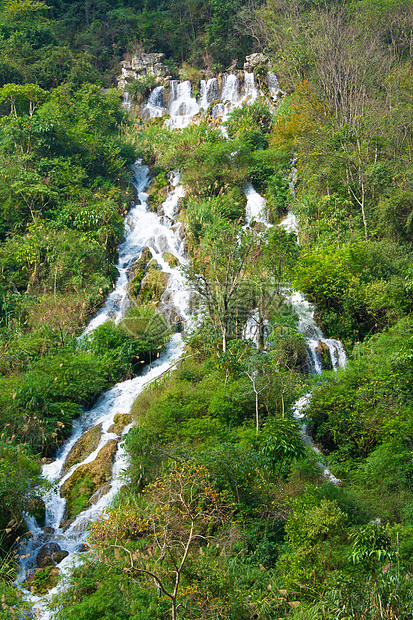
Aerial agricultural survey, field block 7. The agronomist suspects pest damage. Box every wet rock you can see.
[60,439,118,519]
[315,341,333,371]
[89,484,112,505]
[53,550,69,564]
[27,496,46,528]
[147,183,168,212]
[162,252,179,268]
[128,247,152,298]
[77,543,90,553]
[37,542,61,568]
[59,517,76,531]
[42,526,55,535]
[63,424,102,473]
[139,269,170,304]
[108,413,132,436]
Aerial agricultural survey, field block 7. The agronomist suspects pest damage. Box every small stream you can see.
[244,184,346,483]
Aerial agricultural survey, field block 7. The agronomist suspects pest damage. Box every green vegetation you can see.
[1,0,413,618]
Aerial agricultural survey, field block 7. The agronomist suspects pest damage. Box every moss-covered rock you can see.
[53,550,69,564]
[147,185,169,212]
[63,424,102,474]
[139,267,170,304]
[108,413,132,435]
[60,439,118,519]
[146,171,169,211]
[315,341,333,371]
[162,252,180,268]
[129,247,152,298]
[26,565,60,594]
[89,484,112,505]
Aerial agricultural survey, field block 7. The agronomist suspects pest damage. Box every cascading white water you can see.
[267,71,282,101]
[244,182,268,225]
[83,163,188,335]
[277,204,345,483]
[243,72,258,102]
[221,73,239,102]
[199,77,219,110]
[279,211,298,235]
[242,180,345,481]
[142,85,165,119]
[122,91,132,109]
[17,163,191,618]
[291,393,341,485]
[166,80,200,129]
[143,71,265,128]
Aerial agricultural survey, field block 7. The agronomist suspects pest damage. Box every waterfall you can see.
[142,85,165,120]
[242,179,345,481]
[199,77,219,110]
[267,71,282,100]
[19,77,342,616]
[166,80,200,129]
[291,393,341,485]
[17,162,191,618]
[243,72,258,102]
[278,210,346,483]
[244,182,268,225]
[142,70,266,128]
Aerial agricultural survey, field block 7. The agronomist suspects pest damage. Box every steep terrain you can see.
[1,1,413,619]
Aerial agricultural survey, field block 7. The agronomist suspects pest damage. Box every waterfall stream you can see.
[17,163,191,619]
[243,184,346,483]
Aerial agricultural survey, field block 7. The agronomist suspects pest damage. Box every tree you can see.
[90,463,230,620]
[244,352,271,433]
[183,219,259,353]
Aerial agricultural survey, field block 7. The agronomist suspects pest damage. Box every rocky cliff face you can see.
[117,52,170,91]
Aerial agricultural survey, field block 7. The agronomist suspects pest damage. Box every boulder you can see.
[162,252,180,269]
[315,341,333,371]
[59,517,76,531]
[53,550,69,564]
[89,484,112,505]
[63,424,102,473]
[37,542,61,568]
[60,439,118,519]
[77,543,90,553]
[25,566,60,594]
[130,53,167,75]
[128,247,152,298]
[139,269,170,304]
[42,526,55,535]
[108,413,132,435]
[118,53,169,91]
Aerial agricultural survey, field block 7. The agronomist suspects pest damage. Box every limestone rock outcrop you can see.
[118,52,170,91]
[244,53,270,71]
